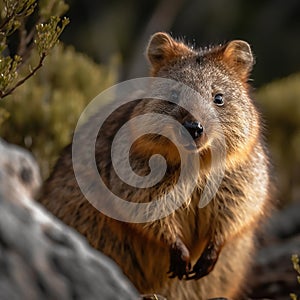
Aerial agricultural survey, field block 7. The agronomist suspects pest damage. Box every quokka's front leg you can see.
[187,239,223,280]
[168,236,191,280]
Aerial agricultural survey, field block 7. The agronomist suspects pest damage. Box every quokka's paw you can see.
[167,238,191,280]
[186,242,220,280]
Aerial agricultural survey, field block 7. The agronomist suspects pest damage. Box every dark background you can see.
[61,0,300,87]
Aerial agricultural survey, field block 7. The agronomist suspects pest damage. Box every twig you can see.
[126,0,185,79]
[0,12,14,31]
[17,22,28,57]
[0,53,46,99]
[20,0,57,66]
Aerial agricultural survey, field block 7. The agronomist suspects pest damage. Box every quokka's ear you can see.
[146,32,192,74]
[222,40,254,81]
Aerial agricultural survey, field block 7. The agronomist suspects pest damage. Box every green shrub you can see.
[257,73,300,204]
[0,45,117,178]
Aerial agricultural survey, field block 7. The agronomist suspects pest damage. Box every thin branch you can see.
[20,0,57,66]
[17,35,35,69]
[25,24,36,45]
[0,12,15,31]
[17,22,28,56]
[126,0,186,79]
[0,53,46,99]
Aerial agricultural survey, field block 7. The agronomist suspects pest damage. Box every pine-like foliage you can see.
[0,0,69,99]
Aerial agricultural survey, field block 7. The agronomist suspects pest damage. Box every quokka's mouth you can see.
[180,135,208,153]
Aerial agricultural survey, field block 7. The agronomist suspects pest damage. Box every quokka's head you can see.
[130,32,261,168]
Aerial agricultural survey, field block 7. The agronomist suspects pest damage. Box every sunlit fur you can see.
[39,33,272,300]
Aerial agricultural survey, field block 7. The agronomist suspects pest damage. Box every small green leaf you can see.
[35,16,69,57]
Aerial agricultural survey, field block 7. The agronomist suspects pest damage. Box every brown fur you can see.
[39,33,272,299]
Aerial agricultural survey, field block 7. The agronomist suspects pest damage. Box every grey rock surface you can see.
[0,138,139,300]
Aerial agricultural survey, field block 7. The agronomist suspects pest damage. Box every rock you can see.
[0,138,139,300]
[248,202,300,300]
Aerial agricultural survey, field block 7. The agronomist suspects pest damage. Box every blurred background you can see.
[1,0,300,206]
[0,1,300,299]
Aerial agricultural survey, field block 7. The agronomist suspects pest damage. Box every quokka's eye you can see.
[213,93,224,106]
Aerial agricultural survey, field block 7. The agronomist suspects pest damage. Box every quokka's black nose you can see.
[183,121,204,139]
